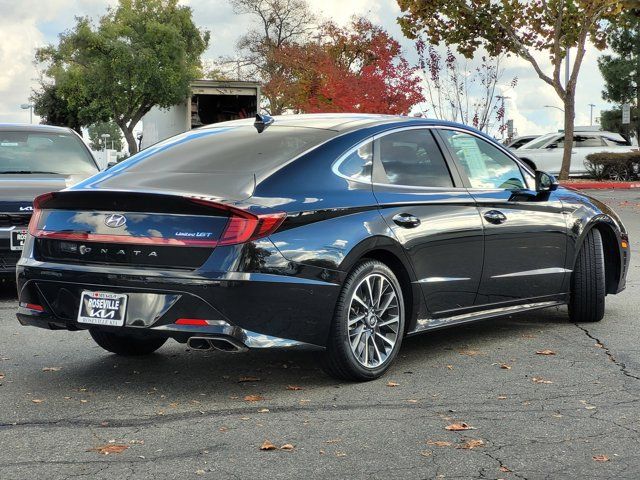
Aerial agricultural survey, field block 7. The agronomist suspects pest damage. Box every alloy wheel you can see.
[348,273,400,368]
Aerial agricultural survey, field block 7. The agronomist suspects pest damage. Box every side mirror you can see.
[106,161,117,170]
[535,170,559,192]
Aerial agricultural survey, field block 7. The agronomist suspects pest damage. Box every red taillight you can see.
[175,318,209,326]
[21,303,44,312]
[190,198,285,246]
[28,192,55,236]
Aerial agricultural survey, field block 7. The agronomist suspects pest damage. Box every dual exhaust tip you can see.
[187,336,248,353]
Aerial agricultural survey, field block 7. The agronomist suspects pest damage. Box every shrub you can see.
[585,151,640,181]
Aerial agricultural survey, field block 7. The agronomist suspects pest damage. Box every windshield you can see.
[519,133,558,149]
[120,125,336,174]
[0,130,98,175]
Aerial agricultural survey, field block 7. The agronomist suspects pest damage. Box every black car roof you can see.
[0,123,74,134]
[200,113,473,134]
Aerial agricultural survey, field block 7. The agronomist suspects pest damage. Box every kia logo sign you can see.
[104,214,127,228]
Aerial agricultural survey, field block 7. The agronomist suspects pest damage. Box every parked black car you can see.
[16,115,630,380]
[0,124,99,278]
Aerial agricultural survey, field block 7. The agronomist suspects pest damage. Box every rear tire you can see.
[90,329,167,356]
[321,260,405,381]
[568,228,606,323]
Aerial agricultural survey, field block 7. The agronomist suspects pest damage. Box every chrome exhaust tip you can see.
[187,336,248,353]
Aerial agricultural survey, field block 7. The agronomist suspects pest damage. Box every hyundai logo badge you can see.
[104,213,127,228]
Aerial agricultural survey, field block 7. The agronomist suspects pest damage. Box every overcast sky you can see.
[0,0,615,136]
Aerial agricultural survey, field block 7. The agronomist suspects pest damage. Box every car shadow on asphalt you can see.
[17,306,575,402]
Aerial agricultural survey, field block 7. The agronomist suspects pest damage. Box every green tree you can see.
[397,0,624,180]
[598,8,640,141]
[88,121,124,151]
[34,0,209,154]
[31,83,83,134]
[600,107,639,142]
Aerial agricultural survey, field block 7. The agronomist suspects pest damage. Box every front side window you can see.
[337,141,373,182]
[440,130,526,190]
[378,129,453,188]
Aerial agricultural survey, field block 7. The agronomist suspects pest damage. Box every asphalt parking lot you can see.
[1,189,639,480]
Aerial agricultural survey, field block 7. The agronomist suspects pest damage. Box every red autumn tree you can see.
[265,18,424,114]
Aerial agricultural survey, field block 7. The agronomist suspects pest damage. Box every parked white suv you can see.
[513,131,636,176]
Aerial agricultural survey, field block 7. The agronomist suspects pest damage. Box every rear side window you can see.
[123,126,335,174]
[378,129,453,188]
[574,135,605,147]
[337,141,373,182]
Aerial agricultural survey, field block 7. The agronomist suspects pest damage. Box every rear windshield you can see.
[122,126,336,174]
[0,131,97,175]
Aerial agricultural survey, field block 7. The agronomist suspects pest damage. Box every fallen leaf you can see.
[42,367,62,372]
[335,452,347,457]
[219,426,229,432]
[258,408,270,413]
[128,440,144,445]
[593,455,610,462]
[458,439,484,449]
[446,365,454,370]
[426,440,452,447]
[244,395,265,402]
[445,423,475,431]
[195,469,206,475]
[500,466,512,473]
[497,395,507,400]
[325,438,342,444]
[536,349,556,356]
[31,399,44,404]
[407,399,418,404]
[459,349,481,356]
[238,376,261,383]
[260,440,277,451]
[0,372,4,380]
[286,385,303,391]
[500,363,512,370]
[420,450,432,457]
[532,377,553,384]
[386,381,399,387]
[88,444,129,455]
[280,444,295,451]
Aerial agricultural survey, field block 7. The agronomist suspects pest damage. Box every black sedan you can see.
[16,114,630,380]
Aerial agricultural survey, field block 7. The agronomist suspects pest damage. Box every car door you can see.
[436,128,568,306]
[572,134,607,175]
[372,127,484,315]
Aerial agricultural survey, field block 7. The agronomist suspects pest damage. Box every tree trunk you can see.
[558,94,575,180]
[122,127,138,155]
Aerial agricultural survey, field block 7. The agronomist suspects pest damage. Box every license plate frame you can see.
[10,229,28,251]
[77,291,128,327]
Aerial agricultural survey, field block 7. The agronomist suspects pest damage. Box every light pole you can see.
[20,103,33,124]
[544,105,565,113]
[588,104,596,126]
[101,134,111,151]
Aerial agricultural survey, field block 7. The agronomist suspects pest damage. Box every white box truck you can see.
[140,80,261,149]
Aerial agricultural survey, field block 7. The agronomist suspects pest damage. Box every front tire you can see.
[568,228,606,323]
[321,260,405,381]
[90,329,167,356]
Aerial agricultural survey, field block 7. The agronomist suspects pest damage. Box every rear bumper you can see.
[16,259,341,349]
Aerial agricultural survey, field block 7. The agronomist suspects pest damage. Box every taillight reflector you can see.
[175,318,209,326]
[21,303,44,312]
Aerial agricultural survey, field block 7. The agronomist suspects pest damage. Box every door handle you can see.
[392,213,421,228]
[483,210,507,225]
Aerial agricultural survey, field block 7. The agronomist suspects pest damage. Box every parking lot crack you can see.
[574,323,640,381]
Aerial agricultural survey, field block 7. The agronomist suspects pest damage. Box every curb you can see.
[561,181,640,190]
